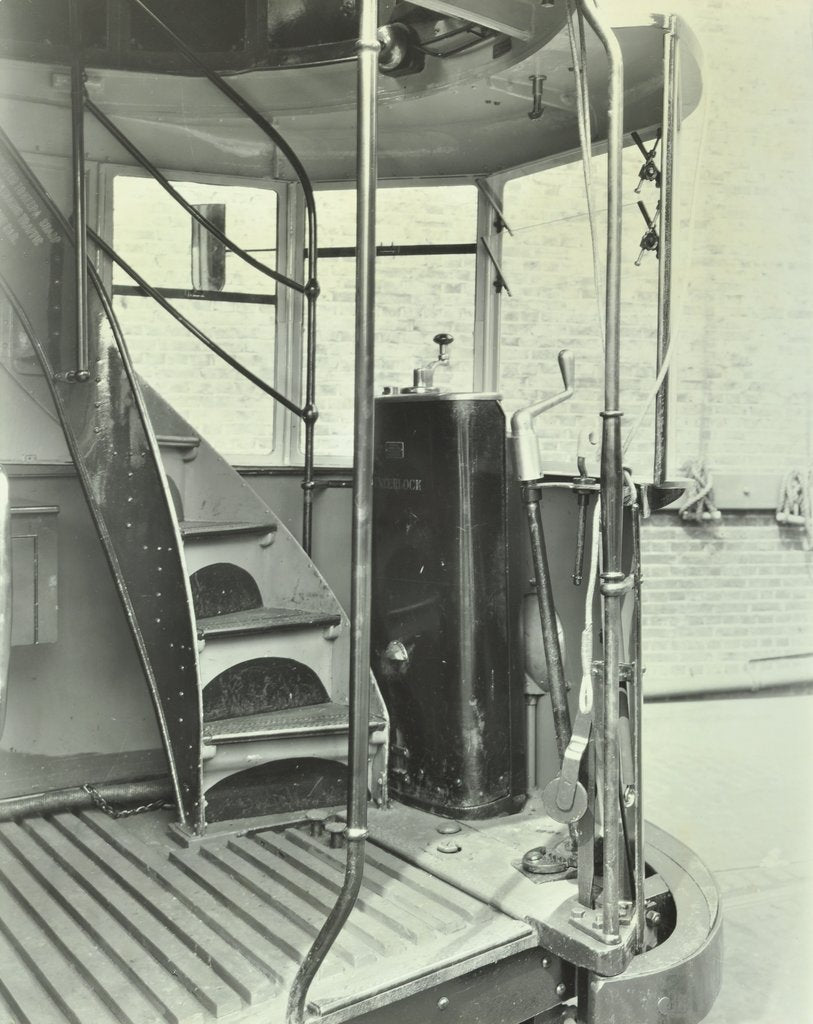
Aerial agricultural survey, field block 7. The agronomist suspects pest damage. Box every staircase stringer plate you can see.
[0,128,203,825]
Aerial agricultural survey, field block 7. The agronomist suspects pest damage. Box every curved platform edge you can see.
[586,822,723,1024]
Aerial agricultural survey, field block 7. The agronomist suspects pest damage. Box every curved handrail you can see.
[114,0,320,551]
[89,229,305,418]
[85,97,305,296]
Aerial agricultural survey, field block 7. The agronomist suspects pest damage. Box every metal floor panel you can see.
[0,808,534,1024]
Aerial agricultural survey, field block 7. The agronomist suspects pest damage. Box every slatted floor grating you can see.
[0,808,533,1024]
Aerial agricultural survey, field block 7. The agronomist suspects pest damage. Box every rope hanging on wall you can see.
[678,459,722,523]
[776,469,813,550]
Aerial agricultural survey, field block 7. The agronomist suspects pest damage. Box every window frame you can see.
[100,165,506,469]
[100,161,291,466]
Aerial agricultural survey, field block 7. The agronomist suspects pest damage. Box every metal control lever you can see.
[543,708,591,824]
[511,349,575,482]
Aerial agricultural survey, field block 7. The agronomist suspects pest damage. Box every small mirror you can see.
[190,203,226,292]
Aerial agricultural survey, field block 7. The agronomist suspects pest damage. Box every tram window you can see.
[307,185,477,462]
[500,155,659,472]
[111,173,280,463]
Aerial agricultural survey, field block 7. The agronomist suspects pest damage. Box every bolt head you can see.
[437,995,450,1011]
[556,982,567,998]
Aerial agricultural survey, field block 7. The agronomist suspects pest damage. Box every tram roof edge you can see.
[0,12,703,182]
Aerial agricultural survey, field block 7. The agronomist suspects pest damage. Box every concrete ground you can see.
[643,692,813,1023]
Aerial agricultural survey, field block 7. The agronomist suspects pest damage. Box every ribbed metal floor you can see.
[0,809,533,1024]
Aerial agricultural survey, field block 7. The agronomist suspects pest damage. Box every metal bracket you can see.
[528,73,546,120]
[570,899,634,946]
[475,178,513,235]
[631,129,662,193]
[479,236,512,296]
[600,572,633,597]
[635,200,660,266]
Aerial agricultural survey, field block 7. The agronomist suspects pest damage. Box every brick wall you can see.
[632,0,813,692]
[499,0,813,693]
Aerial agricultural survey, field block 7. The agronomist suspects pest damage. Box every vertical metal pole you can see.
[522,485,572,761]
[473,178,503,392]
[630,494,646,951]
[0,466,11,739]
[69,0,90,383]
[301,197,319,555]
[578,0,624,943]
[286,2,378,1018]
[525,695,539,789]
[347,0,378,840]
[653,17,679,485]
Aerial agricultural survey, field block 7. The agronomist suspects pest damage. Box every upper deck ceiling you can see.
[0,0,702,181]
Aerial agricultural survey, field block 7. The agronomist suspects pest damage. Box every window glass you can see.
[501,150,659,475]
[112,174,279,460]
[308,185,477,462]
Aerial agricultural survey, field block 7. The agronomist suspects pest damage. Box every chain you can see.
[82,783,168,819]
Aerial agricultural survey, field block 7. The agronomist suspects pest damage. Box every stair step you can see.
[203,702,386,744]
[180,519,277,541]
[197,606,341,640]
[156,433,200,450]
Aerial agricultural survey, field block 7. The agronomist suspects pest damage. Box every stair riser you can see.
[202,733,384,793]
[199,628,347,704]
[161,443,273,525]
[160,454,192,520]
[183,537,282,612]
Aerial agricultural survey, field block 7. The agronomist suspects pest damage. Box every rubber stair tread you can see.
[179,520,277,540]
[203,701,385,742]
[77,811,288,988]
[156,433,200,448]
[0,821,198,1024]
[196,606,341,639]
[52,812,272,1009]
